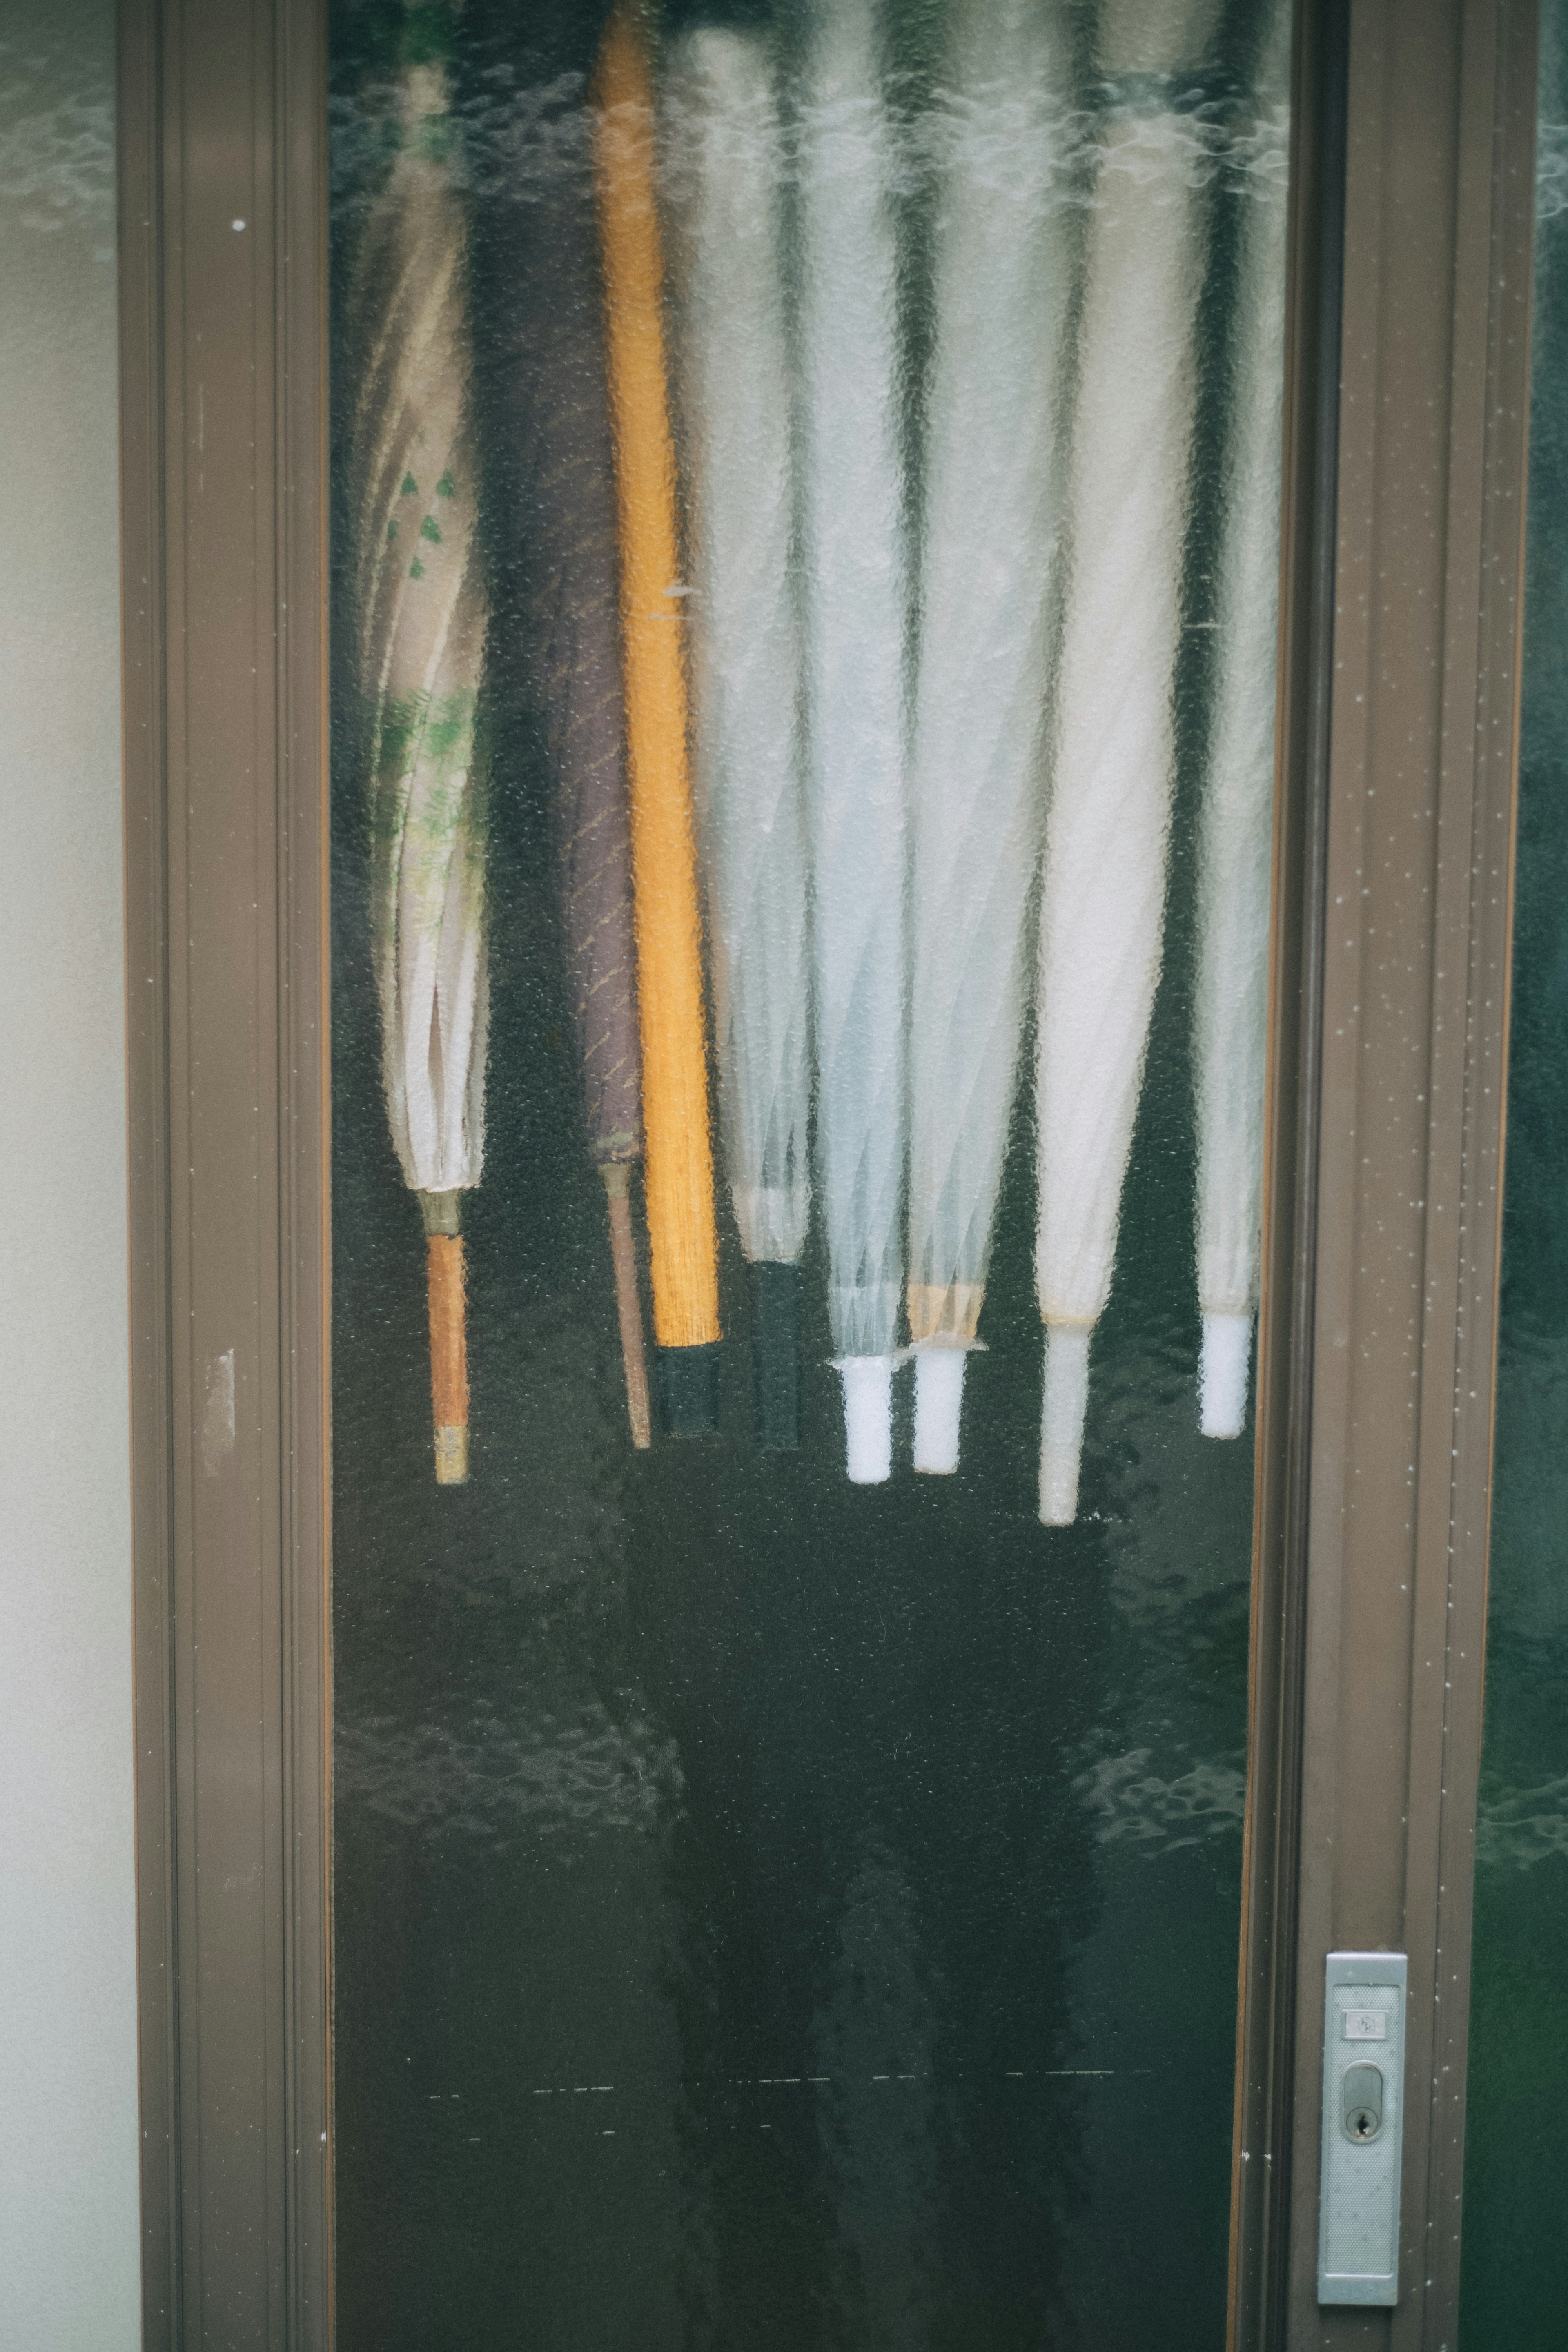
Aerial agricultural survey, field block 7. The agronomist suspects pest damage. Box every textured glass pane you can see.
[1459,14,1568,2343]
[329,2,1291,2342]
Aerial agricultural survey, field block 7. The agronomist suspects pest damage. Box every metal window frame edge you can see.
[1229,0,1350,2339]
[119,0,332,2344]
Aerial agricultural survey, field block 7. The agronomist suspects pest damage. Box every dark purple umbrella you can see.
[483,23,652,1446]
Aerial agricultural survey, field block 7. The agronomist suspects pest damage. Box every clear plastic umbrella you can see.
[1034,0,1220,1524]
[593,2,723,1435]
[666,24,811,1450]
[905,0,1074,1475]
[797,0,910,1485]
[1192,0,1291,1440]
[350,36,490,1486]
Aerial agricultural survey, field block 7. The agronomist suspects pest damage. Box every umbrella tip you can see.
[912,1348,966,1474]
[839,1354,895,1484]
[1199,1310,1253,1439]
[599,1162,653,1448]
[1039,1322,1091,1526]
[751,1260,802,1451]
[659,1342,722,1438]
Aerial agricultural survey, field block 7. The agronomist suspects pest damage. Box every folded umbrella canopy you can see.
[797,0,910,1485]
[1034,0,1220,1524]
[667,22,811,1451]
[1192,0,1292,1440]
[492,16,652,1448]
[349,22,490,1486]
[593,2,723,1435]
[905,0,1074,1475]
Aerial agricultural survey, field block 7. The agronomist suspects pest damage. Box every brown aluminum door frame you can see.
[1287,2,1535,2344]
[1228,0,1537,2346]
[117,1,1533,2348]
[119,0,331,2345]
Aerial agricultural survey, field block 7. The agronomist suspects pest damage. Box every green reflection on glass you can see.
[1459,13,1568,2345]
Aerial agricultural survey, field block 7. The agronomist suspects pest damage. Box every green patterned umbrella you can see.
[348,20,490,1484]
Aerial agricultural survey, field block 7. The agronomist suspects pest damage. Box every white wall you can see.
[0,5,143,2345]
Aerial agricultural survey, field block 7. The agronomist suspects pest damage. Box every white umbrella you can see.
[905,0,1074,1475]
[1192,0,1291,1439]
[1034,0,1220,1524]
[797,0,910,1484]
[666,24,811,1450]
[350,47,490,1486]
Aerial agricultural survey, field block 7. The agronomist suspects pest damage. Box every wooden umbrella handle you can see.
[427,1234,469,1483]
[601,1163,652,1450]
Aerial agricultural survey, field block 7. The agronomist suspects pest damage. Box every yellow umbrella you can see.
[592,2,723,1435]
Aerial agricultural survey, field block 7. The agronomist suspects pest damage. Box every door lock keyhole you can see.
[1341,2062,1384,2145]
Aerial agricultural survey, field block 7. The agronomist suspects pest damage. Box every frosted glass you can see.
[328,4,1292,2342]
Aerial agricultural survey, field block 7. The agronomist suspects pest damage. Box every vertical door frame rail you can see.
[1234,0,1537,2347]
[119,0,331,2345]
[117,0,1534,2348]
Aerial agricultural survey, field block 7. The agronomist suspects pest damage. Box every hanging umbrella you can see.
[350,26,490,1486]
[491,20,652,1448]
[1192,0,1291,1440]
[797,0,910,1486]
[666,24,811,1451]
[1034,0,1220,1524]
[905,0,1073,1476]
[592,3,723,1435]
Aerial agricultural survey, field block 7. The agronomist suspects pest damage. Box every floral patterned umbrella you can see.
[349,19,490,1485]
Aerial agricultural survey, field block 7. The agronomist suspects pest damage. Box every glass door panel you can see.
[328,2,1293,2342]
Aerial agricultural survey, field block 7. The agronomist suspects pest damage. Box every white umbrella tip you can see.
[1200,1310,1254,1439]
[839,1354,895,1484]
[912,1349,967,1475]
[1039,1323,1091,1526]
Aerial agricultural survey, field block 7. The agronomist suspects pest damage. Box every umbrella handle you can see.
[838,1354,896,1486]
[751,1261,801,1453]
[600,1163,652,1450]
[427,1234,469,1483]
[1199,1309,1253,1439]
[912,1348,967,1477]
[1039,1321,1091,1526]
